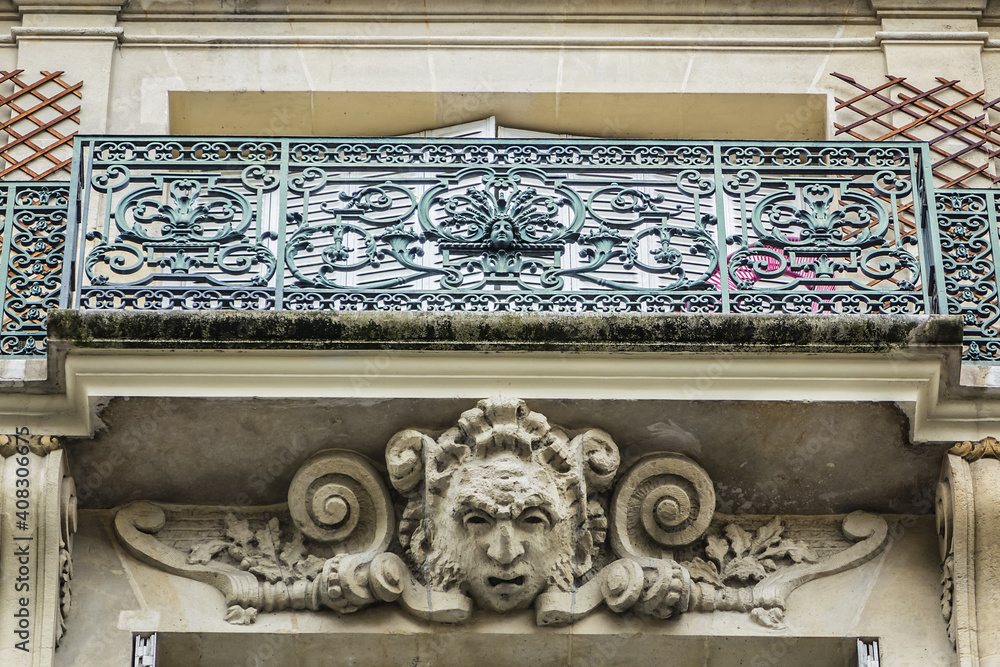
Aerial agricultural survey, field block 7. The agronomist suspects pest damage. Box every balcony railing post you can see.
[711,142,730,314]
[276,138,290,312]
[61,139,83,311]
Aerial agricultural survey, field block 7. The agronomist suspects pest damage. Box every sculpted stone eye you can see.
[519,509,550,527]
[465,513,490,526]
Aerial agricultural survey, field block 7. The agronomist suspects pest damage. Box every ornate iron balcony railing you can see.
[5,135,986,360]
[0,182,68,356]
[68,137,931,310]
[934,188,1000,361]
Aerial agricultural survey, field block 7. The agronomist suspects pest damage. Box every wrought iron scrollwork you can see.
[725,172,921,311]
[85,173,276,292]
[936,189,1000,361]
[69,137,929,321]
[0,184,69,356]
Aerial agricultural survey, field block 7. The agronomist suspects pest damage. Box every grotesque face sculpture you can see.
[386,397,621,615]
[432,455,573,612]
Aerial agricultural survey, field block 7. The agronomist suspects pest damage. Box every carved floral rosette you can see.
[114,397,890,628]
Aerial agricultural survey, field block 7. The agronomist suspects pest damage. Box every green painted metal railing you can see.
[934,188,1000,362]
[4,135,982,359]
[69,136,932,307]
[0,182,67,356]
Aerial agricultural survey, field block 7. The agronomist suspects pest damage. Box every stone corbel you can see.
[115,397,891,631]
[0,432,77,667]
[936,437,1000,667]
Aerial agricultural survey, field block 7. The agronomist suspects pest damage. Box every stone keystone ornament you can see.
[115,397,890,627]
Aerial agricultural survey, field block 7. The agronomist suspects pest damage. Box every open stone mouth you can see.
[488,576,525,587]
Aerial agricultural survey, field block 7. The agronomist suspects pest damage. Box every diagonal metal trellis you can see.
[832,72,1000,189]
[0,70,82,181]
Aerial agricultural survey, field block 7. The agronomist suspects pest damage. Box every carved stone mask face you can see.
[433,455,572,612]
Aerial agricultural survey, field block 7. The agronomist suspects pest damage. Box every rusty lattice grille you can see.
[832,72,1000,189]
[0,70,82,181]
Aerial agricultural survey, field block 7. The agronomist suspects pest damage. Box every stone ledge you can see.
[46,309,964,355]
[10,25,123,39]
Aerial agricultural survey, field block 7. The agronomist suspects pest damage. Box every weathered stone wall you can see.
[1,0,997,140]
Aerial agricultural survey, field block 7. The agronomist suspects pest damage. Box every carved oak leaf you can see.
[225,606,258,625]
[188,539,230,565]
[296,555,326,580]
[762,541,818,564]
[224,514,255,560]
[257,518,282,558]
[280,530,326,580]
[705,534,729,571]
[723,555,767,584]
[749,516,784,553]
[750,607,785,629]
[725,524,752,558]
[250,560,284,583]
[250,518,284,583]
[279,530,307,570]
[681,556,722,588]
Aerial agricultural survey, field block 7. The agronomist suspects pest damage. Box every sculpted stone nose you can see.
[486,524,524,565]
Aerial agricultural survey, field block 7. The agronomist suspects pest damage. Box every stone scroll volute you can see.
[610,452,716,560]
[113,397,891,629]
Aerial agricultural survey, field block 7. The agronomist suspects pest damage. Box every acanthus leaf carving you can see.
[0,433,61,457]
[950,436,1000,461]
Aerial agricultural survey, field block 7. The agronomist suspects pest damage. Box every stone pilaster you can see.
[936,437,1000,667]
[10,0,125,134]
[0,432,76,667]
[871,0,989,89]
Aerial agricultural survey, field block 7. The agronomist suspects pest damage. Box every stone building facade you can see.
[2,0,1000,665]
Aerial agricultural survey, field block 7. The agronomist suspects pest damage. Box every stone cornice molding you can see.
[4,309,989,445]
[11,0,124,15]
[116,33,882,50]
[10,26,123,41]
[117,0,876,23]
[45,309,962,354]
[0,311,992,442]
[949,436,1000,461]
[875,30,990,44]
[0,347,980,442]
[869,0,987,19]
